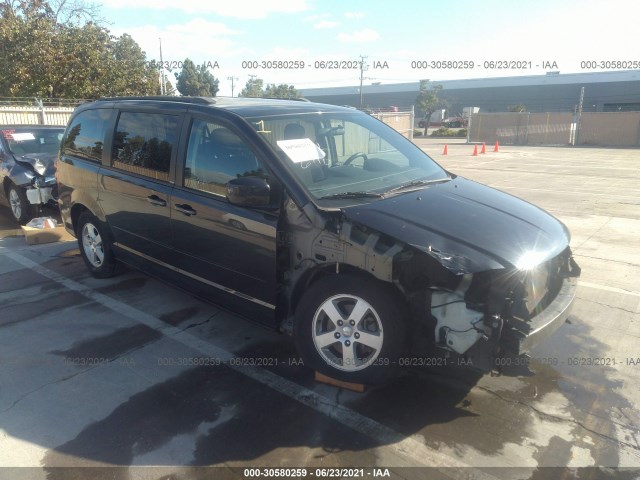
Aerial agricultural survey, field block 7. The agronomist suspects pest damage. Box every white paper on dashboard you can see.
[10,132,36,141]
[276,138,326,164]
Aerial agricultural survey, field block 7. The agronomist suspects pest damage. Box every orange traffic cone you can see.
[481,142,486,154]
[472,144,478,156]
[443,144,448,155]
[493,141,499,152]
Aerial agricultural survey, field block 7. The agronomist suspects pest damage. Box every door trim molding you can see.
[113,242,276,310]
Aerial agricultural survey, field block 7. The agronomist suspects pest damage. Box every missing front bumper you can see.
[511,276,578,355]
[25,186,53,205]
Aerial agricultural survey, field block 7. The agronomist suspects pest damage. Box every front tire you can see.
[294,274,406,384]
[77,211,120,278]
[8,184,32,224]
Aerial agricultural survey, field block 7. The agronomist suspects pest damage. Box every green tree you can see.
[55,23,116,98]
[52,24,158,98]
[239,79,299,98]
[107,33,158,96]
[1,0,105,24]
[0,0,60,96]
[264,83,300,99]
[174,58,219,96]
[239,77,264,97]
[0,0,159,99]
[416,80,446,134]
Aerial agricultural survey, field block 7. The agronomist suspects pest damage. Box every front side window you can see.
[183,119,265,196]
[112,111,178,181]
[246,112,448,201]
[62,109,110,161]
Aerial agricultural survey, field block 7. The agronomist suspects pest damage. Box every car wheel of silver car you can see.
[77,211,120,278]
[8,184,32,224]
[294,273,406,384]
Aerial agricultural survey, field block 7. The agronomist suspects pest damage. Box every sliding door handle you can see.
[147,195,167,207]
[175,204,197,216]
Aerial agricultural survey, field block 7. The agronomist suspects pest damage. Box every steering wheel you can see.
[343,152,368,166]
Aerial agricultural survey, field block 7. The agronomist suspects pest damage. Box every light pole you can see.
[227,76,238,97]
[358,55,368,109]
[159,37,166,95]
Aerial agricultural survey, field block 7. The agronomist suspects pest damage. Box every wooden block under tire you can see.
[314,371,366,393]
[20,225,75,245]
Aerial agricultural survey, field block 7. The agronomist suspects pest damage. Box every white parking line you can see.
[579,281,640,298]
[4,250,498,476]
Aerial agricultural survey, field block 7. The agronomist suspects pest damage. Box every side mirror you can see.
[226,176,271,207]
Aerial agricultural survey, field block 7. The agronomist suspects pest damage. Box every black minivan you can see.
[56,96,580,383]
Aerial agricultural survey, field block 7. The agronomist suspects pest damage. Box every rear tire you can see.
[77,211,120,278]
[294,273,406,384]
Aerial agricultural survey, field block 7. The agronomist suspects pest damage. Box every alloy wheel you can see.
[9,188,21,220]
[81,222,104,268]
[312,294,384,372]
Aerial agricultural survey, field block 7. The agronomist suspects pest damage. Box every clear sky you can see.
[102,0,640,96]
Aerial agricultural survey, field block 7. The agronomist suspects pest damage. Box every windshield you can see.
[1,128,64,156]
[246,111,447,200]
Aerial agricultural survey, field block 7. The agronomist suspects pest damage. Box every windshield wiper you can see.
[384,177,450,194]
[319,191,384,200]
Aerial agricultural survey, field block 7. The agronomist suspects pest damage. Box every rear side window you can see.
[112,111,179,181]
[62,109,111,161]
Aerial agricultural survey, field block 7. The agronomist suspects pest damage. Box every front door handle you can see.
[175,204,197,216]
[147,194,167,207]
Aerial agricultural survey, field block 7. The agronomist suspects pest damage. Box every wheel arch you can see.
[70,203,89,234]
[68,192,107,234]
[289,263,403,319]
[71,203,117,250]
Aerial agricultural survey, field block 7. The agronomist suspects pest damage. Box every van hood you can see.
[341,177,570,274]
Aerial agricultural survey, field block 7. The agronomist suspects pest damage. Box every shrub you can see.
[430,128,467,138]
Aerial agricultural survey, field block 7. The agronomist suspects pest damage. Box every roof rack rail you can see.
[261,97,310,102]
[96,96,215,105]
